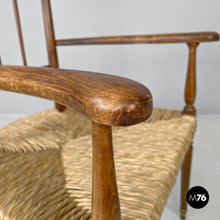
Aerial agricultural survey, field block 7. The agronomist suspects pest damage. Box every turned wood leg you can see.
[92,122,121,220]
[181,42,198,218]
[180,144,193,219]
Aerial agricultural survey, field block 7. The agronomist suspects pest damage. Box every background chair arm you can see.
[55,32,219,46]
[0,65,152,126]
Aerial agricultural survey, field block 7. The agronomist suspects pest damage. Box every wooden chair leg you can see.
[180,144,193,219]
[92,122,121,220]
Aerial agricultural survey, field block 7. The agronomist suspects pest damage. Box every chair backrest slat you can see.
[41,0,58,68]
[12,0,27,66]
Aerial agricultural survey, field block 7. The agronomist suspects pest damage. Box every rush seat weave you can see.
[0,108,196,220]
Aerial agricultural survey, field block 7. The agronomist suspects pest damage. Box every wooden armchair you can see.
[0,0,218,219]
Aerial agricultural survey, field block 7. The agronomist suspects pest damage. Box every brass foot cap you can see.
[181,209,186,219]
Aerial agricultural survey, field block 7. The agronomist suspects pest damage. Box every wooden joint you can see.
[187,42,199,48]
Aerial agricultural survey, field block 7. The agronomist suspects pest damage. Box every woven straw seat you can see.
[0,108,196,220]
[3,1,218,219]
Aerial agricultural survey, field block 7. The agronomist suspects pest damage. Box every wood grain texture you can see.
[92,122,121,220]
[183,42,199,116]
[0,65,152,126]
[12,0,27,66]
[56,32,219,46]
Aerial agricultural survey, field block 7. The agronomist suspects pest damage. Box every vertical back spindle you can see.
[41,0,58,68]
[41,0,66,111]
[12,0,27,66]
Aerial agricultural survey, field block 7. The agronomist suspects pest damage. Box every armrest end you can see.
[0,65,152,126]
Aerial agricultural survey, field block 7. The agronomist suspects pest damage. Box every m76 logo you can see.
[188,194,207,202]
[187,186,209,209]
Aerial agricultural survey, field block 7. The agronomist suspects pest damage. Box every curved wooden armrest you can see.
[56,32,219,46]
[0,65,152,126]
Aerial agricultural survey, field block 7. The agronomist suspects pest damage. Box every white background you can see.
[0,0,219,114]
